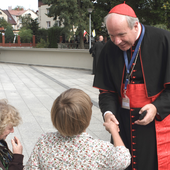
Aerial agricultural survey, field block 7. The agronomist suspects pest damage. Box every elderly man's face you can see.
[106,14,138,51]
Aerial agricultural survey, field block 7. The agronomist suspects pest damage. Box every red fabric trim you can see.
[93,86,116,93]
[155,115,170,170]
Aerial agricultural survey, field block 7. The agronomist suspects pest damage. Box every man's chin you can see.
[118,45,131,51]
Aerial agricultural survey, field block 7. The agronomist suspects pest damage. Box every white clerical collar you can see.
[136,22,141,40]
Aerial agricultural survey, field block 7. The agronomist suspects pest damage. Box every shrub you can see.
[36,28,48,43]
[5,25,14,43]
[36,38,49,48]
[18,28,33,43]
[48,26,63,48]
[0,33,2,43]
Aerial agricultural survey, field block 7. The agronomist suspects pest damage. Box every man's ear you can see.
[134,21,139,32]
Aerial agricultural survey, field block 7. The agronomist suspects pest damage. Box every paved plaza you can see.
[0,63,110,165]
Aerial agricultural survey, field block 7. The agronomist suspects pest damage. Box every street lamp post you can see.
[87,8,93,49]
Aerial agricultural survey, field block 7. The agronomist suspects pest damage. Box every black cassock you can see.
[93,24,170,170]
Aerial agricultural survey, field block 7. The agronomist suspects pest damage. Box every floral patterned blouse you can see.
[24,132,131,170]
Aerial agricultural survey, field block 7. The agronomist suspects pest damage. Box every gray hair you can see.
[104,13,139,30]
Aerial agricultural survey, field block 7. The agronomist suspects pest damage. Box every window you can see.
[47,21,51,28]
[56,20,60,27]
[46,8,49,14]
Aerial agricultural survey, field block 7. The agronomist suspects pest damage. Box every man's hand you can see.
[11,136,23,154]
[104,112,119,133]
[104,112,119,125]
[103,120,120,133]
[135,104,157,125]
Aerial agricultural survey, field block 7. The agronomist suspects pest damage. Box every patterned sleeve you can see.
[105,145,131,170]
[24,137,42,170]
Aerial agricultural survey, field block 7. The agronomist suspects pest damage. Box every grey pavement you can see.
[0,63,110,165]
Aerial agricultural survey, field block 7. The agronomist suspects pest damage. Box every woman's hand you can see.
[11,136,23,154]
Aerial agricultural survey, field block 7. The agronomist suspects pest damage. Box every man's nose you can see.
[113,37,121,45]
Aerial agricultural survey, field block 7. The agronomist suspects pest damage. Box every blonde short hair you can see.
[51,88,92,137]
[0,99,22,135]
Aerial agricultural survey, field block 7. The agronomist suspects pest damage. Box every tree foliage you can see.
[42,0,93,49]
[0,18,11,29]
[13,6,24,10]
[18,28,33,43]
[28,18,40,43]
[5,25,14,43]
[20,15,32,29]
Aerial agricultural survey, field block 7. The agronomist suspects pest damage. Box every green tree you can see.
[20,15,32,29]
[18,28,33,43]
[13,6,24,10]
[42,0,93,49]
[28,18,40,43]
[5,25,14,43]
[0,18,11,29]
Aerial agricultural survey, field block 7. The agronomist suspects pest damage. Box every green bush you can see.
[48,26,63,48]
[36,38,49,48]
[18,28,33,43]
[5,25,14,43]
[36,28,48,43]
[0,33,2,43]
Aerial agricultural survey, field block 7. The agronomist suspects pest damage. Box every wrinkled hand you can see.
[103,120,120,133]
[135,104,157,125]
[11,136,23,154]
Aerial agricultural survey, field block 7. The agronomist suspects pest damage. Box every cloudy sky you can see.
[1,0,38,12]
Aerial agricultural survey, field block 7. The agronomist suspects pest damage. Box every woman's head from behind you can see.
[0,99,22,140]
[51,88,92,137]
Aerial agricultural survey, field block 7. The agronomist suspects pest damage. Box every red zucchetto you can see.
[109,1,137,18]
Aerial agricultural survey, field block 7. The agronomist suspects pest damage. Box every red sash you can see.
[124,84,170,170]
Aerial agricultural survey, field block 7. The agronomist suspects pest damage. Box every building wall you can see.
[0,10,8,21]
[22,10,38,20]
[38,5,56,29]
